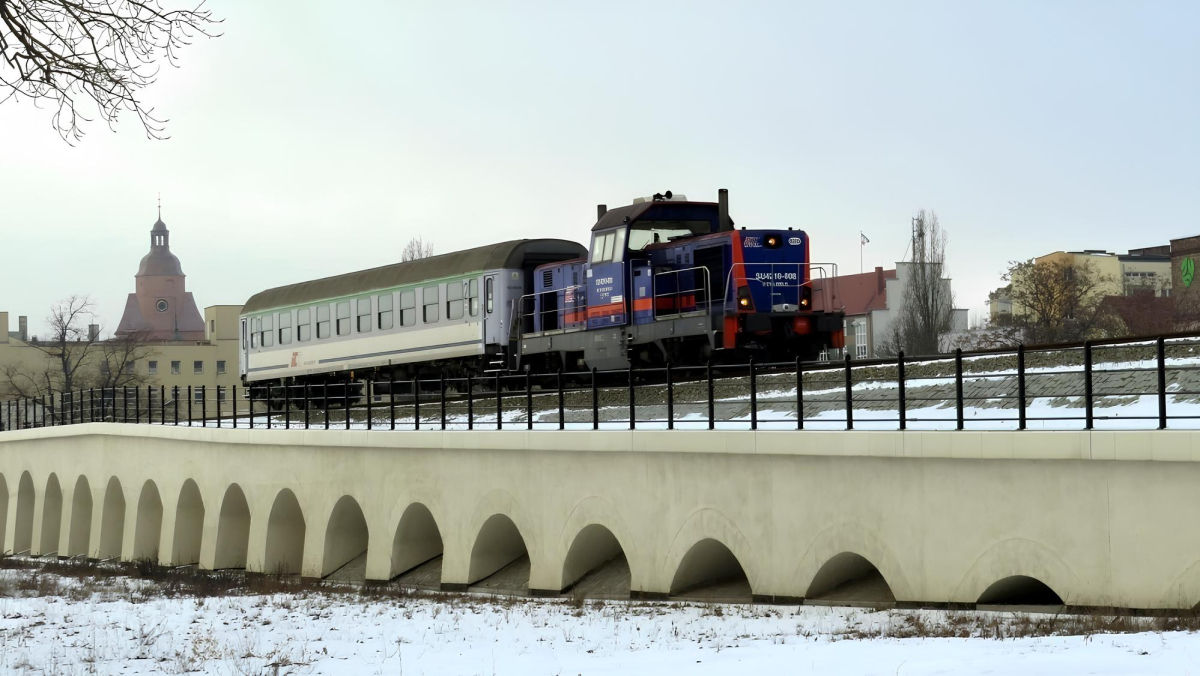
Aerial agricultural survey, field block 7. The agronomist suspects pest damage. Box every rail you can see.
[3,333,1200,433]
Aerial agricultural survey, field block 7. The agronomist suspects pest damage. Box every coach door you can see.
[482,275,497,345]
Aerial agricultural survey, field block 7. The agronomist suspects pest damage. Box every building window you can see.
[99,361,110,375]
[855,321,867,359]
[124,362,135,375]
[210,319,215,335]
[194,360,204,374]
[317,306,331,339]
[378,294,393,330]
[400,291,416,327]
[297,308,311,342]
[217,360,226,375]
[337,301,351,336]
[423,286,439,323]
[217,387,227,402]
[148,360,158,375]
[194,389,205,403]
[278,311,292,345]
[357,298,372,333]
[469,278,480,316]
[447,281,464,320]
[171,360,181,375]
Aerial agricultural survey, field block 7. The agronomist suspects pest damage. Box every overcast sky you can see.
[2,0,1196,336]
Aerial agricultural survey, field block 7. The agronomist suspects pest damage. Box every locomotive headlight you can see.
[739,297,750,307]
[800,297,809,307]
[764,233,783,249]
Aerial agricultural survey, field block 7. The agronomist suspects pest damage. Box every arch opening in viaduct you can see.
[977,575,1064,607]
[561,524,630,599]
[98,477,125,560]
[133,480,163,562]
[264,489,305,576]
[214,484,251,570]
[172,480,205,566]
[468,514,529,593]
[390,503,442,583]
[805,552,896,604]
[67,476,92,557]
[13,472,34,554]
[669,538,751,602]
[39,473,63,556]
[322,495,369,580]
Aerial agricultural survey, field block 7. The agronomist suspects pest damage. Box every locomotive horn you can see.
[718,188,731,232]
[597,204,607,221]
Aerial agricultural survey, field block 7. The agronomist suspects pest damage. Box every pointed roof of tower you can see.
[137,213,185,277]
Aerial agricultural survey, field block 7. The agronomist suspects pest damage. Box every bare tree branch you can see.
[0,0,221,142]
[401,237,434,262]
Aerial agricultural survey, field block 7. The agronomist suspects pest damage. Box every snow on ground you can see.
[0,566,1198,675]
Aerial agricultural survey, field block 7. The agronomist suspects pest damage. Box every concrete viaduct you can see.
[2,424,1200,610]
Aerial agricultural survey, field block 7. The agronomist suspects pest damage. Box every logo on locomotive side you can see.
[788,237,802,246]
[743,236,762,247]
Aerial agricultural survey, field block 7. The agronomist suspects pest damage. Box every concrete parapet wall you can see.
[1,425,1199,608]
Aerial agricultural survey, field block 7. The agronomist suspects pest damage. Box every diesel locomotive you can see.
[239,189,845,388]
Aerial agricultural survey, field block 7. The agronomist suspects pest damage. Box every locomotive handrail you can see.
[651,266,712,320]
[518,285,587,336]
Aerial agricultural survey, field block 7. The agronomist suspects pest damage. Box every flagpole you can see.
[860,231,863,274]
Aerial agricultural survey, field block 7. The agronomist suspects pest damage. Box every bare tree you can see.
[876,210,956,356]
[1000,257,1120,344]
[0,0,220,142]
[1,295,100,399]
[92,329,155,389]
[402,237,434,262]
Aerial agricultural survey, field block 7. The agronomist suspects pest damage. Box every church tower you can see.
[116,210,206,341]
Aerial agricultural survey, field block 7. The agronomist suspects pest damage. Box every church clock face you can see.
[156,299,169,313]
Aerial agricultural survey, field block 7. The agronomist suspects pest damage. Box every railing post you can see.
[495,372,502,431]
[323,382,330,430]
[266,384,273,429]
[174,386,179,426]
[48,393,54,427]
[69,391,74,426]
[100,389,105,423]
[955,348,964,431]
[412,378,420,431]
[344,375,351,431]
[467,373,474,431]
[523,372,532,432]
[591,367,599,430]
[304,382,311,430]
[366,377,373,430]
[1017,344,1027,431]
[41,395,47,427]
[200,385,206,426]
[666,362,674,430]
[749,358,757,431]
[390,374,396,431]
[627,364,635,430]
[123,387,129,424]
[90,388,95,424]
[231,386,237,429]
[707,360,715,430]
[844,353,854,430]
[187,385,193,427]
[146,385,152,425]
[898,350,907,431]
[557,367,565,430]
[1158,336,1167,429]
[285,382,292,429]
[215,385,221,427]
[134,387,139,424]
[250,385,255,429]
[796,357,804,431]
[1083,341,1093,430]
[439,373,446,430]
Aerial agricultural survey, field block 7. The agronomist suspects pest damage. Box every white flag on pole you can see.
[861,232,870,245]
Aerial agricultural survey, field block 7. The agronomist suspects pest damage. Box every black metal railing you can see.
[2,333,1200,433]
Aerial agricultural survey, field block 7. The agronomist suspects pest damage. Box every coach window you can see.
[337,301,351,336]
[400,291,416,327]
[297,308,311,342]
[469,279,480,316]
[250,318,258,348]
[317,306,331,339]
[447,282,464,320]
[378,294,394,330]
[423,286,439,323]
[486,277,494,314]
[357,298,372,333]
[262,315,274,348]
[278,311,292,345]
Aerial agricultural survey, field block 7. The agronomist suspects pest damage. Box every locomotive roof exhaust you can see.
[718,188,732,232]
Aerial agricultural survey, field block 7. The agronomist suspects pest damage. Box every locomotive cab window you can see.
[378,293,393,330]
[278,311,292,345]
[336,301,351,336]
[627,219,710,251]
[357,298,372,333]
[317,306,331,339]
[447,282,464,320]
[400,291,416,327]
[589,229,627,264]
[423,286,439,323]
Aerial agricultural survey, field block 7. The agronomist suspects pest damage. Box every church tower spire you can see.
[115,206,205,341]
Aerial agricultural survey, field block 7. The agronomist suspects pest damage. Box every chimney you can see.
[88,324,100,341]
[876,267,885,294]
[718,188,731,232]
[0,312,7,343]
[596,204,607,222]
[18,316,27,342]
